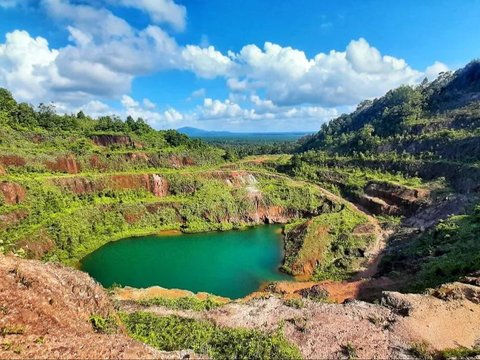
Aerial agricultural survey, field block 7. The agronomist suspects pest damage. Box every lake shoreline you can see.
[81,224,292,299]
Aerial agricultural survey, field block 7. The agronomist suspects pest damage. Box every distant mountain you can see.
[177,127,234,137]
[177,127,311,141]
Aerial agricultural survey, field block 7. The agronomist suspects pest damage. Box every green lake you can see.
[81,225,291,298]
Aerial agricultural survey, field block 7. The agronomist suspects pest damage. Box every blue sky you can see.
[0,0,478,132]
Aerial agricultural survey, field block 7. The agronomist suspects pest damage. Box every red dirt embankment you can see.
[53,174,170,197]
[45,155,81,174]
[0,155,26,168]
[0,182,26,205]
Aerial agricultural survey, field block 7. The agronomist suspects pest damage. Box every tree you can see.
[164,129,189,147]
[12,103,37,129]
[0,88,17,113]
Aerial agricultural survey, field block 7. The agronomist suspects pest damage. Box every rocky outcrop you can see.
[0,181,26,204]
[108,174,169,196]
[91,134,140,148]
[53,174,170,197]
[246,204,303,224]
[364,181,429,214]
[357,194,402,216]
[150,174,169,197]
[355,181,429,216]
[45,155,81,174]
[429,281,480,304]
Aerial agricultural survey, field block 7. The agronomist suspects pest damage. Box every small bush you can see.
[440,346,480,359]
[410,341,433,360]
[89,314,118,334]
[341,343,358,360]
[0,324,25,336]
[283,298,305,309]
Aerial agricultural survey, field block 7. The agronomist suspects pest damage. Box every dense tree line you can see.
[0,88,206,149]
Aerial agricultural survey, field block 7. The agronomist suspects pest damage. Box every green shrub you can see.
[137,296,224,311]
[341,343,358,360]
[283,298,305,309]
[89,314,118,334]
[440,346,480,359]
[409,341,433,360]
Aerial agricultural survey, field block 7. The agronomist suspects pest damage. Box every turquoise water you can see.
[81,225,291,298]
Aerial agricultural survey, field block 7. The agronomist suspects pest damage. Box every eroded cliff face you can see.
[53,174,170,197]
[45,155,81,174]
[0,151,199,175]
[356,181,430,216]
[0,155,26,168]
[91,134,142,148]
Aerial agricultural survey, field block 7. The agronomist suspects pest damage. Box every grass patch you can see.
[0,324,25,336]
[409,341,433,360]
[120,312,303,359]
[137,296,224,311]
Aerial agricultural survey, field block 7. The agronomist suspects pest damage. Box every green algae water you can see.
[81,225,291,299]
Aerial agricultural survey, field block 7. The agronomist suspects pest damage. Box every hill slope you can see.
[299,60,480,165]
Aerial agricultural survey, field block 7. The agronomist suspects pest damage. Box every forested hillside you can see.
[298,60,480,165]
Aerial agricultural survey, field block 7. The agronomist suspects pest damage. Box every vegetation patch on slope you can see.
[282,207,375,280]
[136,296,225,312]
[120,312,302,359]
[379,203,480,291]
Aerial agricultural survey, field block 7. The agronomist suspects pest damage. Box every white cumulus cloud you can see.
[181,45,234,79]
[425,61,450,80]
[114,0,187,31]
[229,38,424,107]
[0,0,453,132]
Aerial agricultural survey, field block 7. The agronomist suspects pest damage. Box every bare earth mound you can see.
[0,255,192,359]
